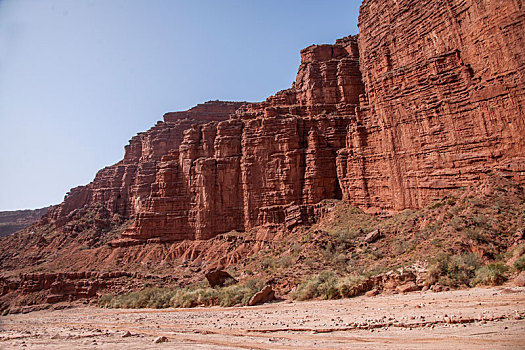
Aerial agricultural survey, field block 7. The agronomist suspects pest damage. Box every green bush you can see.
[99,279,264,309]
[472,263,508,286]
[292,271,338,301]
[514,256,525,271]
[425,253,482,287]
[292,272,366,301]
[336,275,366,298]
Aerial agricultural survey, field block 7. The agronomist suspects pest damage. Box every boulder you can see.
[205,270,237,288]
[396,282,420,294]
[248,285,275,306]
[153,336,168,344]
[365,288,380,297]
[364,230,382,244]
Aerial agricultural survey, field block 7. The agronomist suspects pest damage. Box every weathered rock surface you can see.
[0,207,52,237]
[39,0,523,244]
[44,101,245,228]
[364,229,381,244]
[248,285,275,306]
[515,271,525,287]
[153,336,168,344]
[337,0,525,213]
[119,37,361,242]
[205,269,237,288]
[0,0,523,299]
[0,271,177,309]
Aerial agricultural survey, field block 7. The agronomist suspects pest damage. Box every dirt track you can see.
[1,287,524,349]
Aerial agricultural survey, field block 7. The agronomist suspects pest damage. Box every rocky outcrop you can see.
[0,207,52,237]
[123,0,525,241]
[0,271,177,310]
[205,269,237,288]
[248,285,275,306]
[118,38,362,242]
[337,0,525,213]
[1,1,524,271]
[44,101,245,228]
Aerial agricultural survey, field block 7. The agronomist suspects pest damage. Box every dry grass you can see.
[99,279,264,309]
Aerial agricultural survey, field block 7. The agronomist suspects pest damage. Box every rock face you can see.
[116,37,362,242]
[337,0,525,213]
[205,270,237,288]
[0,207,51,237]
[7,1,525,248]
[0,271,176,308]
[44,101,245,229]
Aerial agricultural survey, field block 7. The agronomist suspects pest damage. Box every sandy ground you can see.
[1,287,524,349]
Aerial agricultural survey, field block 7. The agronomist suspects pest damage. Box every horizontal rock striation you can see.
[337,0,525,213]
[45,101,245,228]
[0,207,52,237]
[0,271,178,307]
[122,38,363,242]
[6,0,525,250]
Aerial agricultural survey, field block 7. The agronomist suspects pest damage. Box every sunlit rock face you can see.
[337,0,525,213]
[44,0,525,242]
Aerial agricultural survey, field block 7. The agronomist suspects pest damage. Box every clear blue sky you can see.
[0,0,361,211]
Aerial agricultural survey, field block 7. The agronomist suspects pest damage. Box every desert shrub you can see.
[425,253,482,287]
[446,196,456,206]
[472,214,490,226]
[514,256,525,271]
[291,244,302,256]
[464,227,488,243]
[430,201,445,209]
[292,271,338,301]
[323,204,380,248]
[261,256,275,270]
[99,279,264,309]
[448,215,465,230]
[331,228,360,249]
[292,272,367,301]
[99,287,172,309]
[466,196,487,208]
[472,263,508,286]
[509,244,525,271]
[431,238,443,247]
[392,239,407,255]
[335,275,366,298]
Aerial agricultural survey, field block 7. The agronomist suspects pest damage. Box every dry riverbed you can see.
[1,287,524,349]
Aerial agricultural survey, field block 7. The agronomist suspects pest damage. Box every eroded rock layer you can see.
[337,0,525,213]
[0,207,52,237]
[23,1,525,245]
[118,38,362,241]
[45,101,245,227]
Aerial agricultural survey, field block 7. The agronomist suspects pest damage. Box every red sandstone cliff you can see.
[0,0,524,310]
[2,0,524,256]
[44,101,245,226]
[0,207,52,237]
[337,0,525,213]
[118,37,363,242]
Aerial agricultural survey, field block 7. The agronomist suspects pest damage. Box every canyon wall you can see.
[0,207,51,237]
[40,0,525,244]
[337,0,525,212]
[45,101,245,226]
[121,38,363,242]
